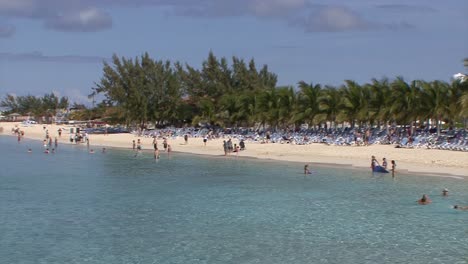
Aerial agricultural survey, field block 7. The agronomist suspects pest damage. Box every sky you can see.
[0,0,467,104]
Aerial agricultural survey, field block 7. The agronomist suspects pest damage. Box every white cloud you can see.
[45,7,112,32]
[0,0,413,33]
[304,6,369,32]
[0,0,112,32]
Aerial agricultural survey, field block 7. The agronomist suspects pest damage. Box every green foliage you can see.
[7,52,466,129]
[0,93,70,120]
[89,51,467,128]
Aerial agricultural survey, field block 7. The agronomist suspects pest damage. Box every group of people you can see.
[418,192,468,210]
[132,137,172,159]
[371,155,396,176]
[222,138,246,156]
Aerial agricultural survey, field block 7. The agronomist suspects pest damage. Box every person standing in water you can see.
[391,160,396,178]
[382,158,388,169]
[154,148,160,160]
[304,164,311,174]
[442,188,448,196]
[153,137,158,150]
[371,156,378,171]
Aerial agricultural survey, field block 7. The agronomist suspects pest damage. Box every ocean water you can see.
[0,136,467,264]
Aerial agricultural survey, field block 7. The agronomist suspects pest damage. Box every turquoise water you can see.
[0,136,467,264]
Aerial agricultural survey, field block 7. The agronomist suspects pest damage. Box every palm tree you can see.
[276,86,298,129]
[420,80,449,135]
[257,88,280,130]
[319,86,342,129]
[297,81,322,128]
[341,80,370,128]
[369,78,392,130]
[390,77,423,134]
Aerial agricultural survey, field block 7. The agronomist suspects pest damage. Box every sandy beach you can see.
[1,122,467,178]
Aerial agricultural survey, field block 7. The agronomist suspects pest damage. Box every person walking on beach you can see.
[132,140,136,150]
[365,129,370,146]
[184,134,188,144]
[203,136,208,146]
[227,138,233,153]
[223,140,228,156]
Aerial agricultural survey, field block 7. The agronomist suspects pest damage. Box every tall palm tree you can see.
[319,86,342,129]
[257,88,280,130]
[297,81,322,128]
[276,86,298,129]
[390,77,423,134]
[420,80,449,135]
[369,78,392,130]
[341,80,370,128]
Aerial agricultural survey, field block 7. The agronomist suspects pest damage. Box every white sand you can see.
[2,122,467,178]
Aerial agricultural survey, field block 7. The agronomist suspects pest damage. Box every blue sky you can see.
[0,0,467,104]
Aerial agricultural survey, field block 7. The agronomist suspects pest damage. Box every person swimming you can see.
[453,205,468,210]
[418,194,431,205]
[442,188,448,196]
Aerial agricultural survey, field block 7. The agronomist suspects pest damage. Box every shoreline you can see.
[1,122,467,179]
